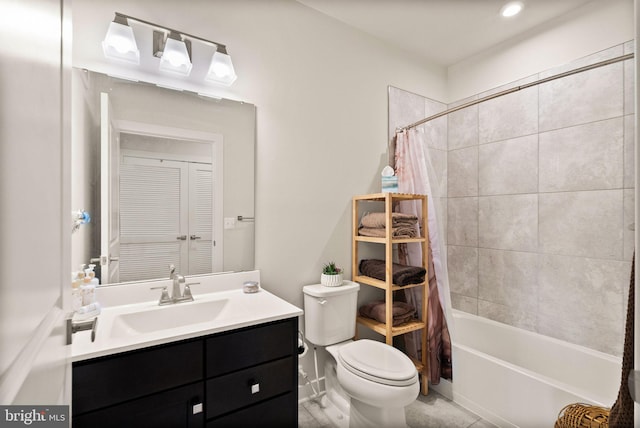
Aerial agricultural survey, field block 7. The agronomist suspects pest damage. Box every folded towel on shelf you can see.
[359,300,416,326]
[358,226,418,239]
[360,212,418,229]
[359,259,426,286]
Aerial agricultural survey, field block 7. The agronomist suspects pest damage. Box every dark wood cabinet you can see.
[73,382,204,428]
[72,318,298,428]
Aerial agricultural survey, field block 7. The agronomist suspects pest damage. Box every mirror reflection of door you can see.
[100,92,121,283]
[99,110,223,283]
[188,162,215,275]
[118,134,222,282]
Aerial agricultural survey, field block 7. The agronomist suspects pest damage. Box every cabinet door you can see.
[73,382,204,428]
[73,340,203,415]
[205,318,296,377]
[206,392,296,428]
[206,356,294,419]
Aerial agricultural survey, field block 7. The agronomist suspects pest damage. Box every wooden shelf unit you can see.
[352,192,429,395]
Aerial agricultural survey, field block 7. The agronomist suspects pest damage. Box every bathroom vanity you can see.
[70,271,302,427]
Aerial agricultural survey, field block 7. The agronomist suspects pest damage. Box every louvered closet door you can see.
[119,157,189,282]
[188,163,214,275]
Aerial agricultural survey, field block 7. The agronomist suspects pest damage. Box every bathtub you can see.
[449,310,622,428]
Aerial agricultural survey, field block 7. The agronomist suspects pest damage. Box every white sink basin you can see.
[110,298,233,338]
[71,274,304,363]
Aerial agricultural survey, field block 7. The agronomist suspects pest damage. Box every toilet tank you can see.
[303,281,360,346]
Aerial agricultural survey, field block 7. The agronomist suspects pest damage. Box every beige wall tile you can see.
[539,190,623,259]
[478,86,538,144]
[539,118,623,192]
[448,104,478,150]
[479,135,538,195]
[448,197,478,246]
[451,293,478,315]
[479,194,538,252]
[448,146,478,197]
[477,300,537,332]
[448,245,478,298]
[478,249,538,312]
[539,62,623,131]
[538,254,628,356]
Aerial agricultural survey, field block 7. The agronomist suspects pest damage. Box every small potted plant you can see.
[321,261,344,287]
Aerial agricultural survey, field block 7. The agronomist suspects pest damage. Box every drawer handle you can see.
[251,383,260,394]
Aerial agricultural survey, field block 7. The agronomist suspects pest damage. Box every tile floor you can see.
[298,390,496,428]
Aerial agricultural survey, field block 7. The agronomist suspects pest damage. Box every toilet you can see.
[303,282,419,428]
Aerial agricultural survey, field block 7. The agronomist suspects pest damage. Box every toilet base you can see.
[322,341,416,428]
[350,399,409,428]
[320,394,350,428]
[322,353,350,428]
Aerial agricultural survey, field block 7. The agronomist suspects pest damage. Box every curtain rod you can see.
[398,52,634,133]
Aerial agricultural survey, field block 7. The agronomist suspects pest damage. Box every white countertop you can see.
[71,271,303,362]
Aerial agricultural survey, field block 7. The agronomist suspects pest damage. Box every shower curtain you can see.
[394,128,452,384]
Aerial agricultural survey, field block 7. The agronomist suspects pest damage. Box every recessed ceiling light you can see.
[500,1,524,18]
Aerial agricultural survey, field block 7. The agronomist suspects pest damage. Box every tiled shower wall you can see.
[389,41,635,357]
[447,42,635,357]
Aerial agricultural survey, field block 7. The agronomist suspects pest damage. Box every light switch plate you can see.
[193,403,203,414]
[251,383,260,394]
[224,217,236,229]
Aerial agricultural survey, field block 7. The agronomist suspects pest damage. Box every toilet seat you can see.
[337,339,418,387]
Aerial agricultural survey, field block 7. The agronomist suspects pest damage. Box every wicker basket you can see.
[554,403,610,428]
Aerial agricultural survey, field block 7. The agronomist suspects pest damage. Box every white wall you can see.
[447,0,634,102]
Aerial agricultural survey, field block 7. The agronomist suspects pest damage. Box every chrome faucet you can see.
[151,265,196,305]
[170,265,186,301]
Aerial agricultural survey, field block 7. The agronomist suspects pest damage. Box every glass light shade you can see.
[500,1,523,17]
[159,37,192,76]
[206,51,237,86]
[102,21,140,64]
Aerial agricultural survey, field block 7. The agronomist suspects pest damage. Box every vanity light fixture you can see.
[102,13,140,64]
[206,45,237,86]
[500,1,524,18]
[157,31,193,76]
[102,12,237,85]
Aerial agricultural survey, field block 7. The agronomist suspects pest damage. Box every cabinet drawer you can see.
[206,356,294,419]
[206,392,296,428]
[205,318,296,377]
[73,339,203,415]
[73,382,204,428]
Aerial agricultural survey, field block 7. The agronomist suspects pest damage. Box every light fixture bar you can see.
[114,12,228,52]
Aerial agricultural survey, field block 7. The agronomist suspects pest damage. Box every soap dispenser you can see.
[71,272,83,311]
[81,265,98,306]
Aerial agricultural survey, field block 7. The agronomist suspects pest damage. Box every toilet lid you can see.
[337,339,418,387]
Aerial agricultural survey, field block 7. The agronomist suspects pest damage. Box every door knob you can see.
[190,235,201,240]
[90,255,118,265]
[176,235,187,240]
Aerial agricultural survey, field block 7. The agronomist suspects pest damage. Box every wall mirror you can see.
[71,68,255,286]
